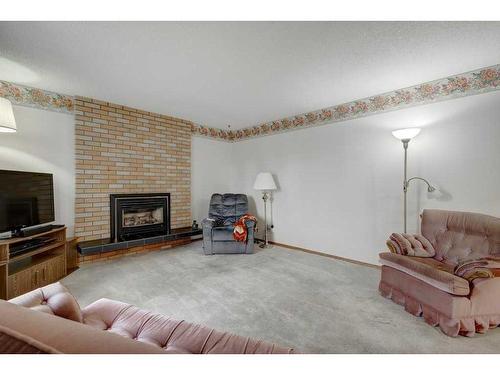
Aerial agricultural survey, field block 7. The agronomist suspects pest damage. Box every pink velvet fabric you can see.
[0,299,167,354]
[379,252,470,296]
[7,283,294,354]
[9,282,83,323]
[380,209,500,337]
[380,265,500,337]
[0,324,61,354]
[82,298,295,354]
[421,209,500,265]
[388,233,435,257]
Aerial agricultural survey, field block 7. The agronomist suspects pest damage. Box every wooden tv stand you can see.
[0,227,67,300]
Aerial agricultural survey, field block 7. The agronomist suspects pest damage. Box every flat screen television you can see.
[0,170,55,234]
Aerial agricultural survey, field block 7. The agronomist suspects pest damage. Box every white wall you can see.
[0,106,75,235]
[191,136,235,224]
[192,91,500,265]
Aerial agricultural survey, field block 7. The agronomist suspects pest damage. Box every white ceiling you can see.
[0,22,499,129]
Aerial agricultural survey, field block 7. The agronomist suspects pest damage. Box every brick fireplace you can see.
[74,97,192,242]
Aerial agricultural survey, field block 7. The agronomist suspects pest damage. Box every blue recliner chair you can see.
[202,193,255,255]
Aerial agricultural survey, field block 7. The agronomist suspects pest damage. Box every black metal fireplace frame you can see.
[110,193,171,242]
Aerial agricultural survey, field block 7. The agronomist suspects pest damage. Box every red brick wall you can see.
[74,96,191,241]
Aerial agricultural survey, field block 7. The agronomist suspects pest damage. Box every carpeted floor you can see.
[62,241,500,353]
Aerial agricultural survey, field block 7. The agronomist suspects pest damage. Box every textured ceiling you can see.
[0,21,499,129]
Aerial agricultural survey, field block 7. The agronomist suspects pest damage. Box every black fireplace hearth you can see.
[110,193,170,242]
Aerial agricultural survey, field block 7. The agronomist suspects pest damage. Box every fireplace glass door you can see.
[110,193,170,242]
[122,206,164,228]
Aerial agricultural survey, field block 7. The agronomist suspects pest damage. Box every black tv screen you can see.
[0,170,55,233]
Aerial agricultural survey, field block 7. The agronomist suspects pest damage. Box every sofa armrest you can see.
[0,300,165,354]
[9,282,83,323]
[469,277,500,316]
[379,252,470,296]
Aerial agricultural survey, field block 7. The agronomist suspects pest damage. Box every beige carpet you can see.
[61,242,500,353]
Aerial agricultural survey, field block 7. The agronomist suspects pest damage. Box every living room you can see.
[1,1,500,372]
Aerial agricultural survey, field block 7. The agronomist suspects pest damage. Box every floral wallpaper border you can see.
[2,65,498,137]
[191,64,500,142]
[0,80,74,113]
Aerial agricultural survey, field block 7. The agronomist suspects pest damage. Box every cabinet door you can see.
[30,263,46,290]
[8,268,33,299]
[8,254,66,299]
[46,254,66,283]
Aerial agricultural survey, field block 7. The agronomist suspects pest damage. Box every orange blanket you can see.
[233,214,257,242]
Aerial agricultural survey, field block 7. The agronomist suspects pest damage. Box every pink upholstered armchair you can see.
[379,209,500,337]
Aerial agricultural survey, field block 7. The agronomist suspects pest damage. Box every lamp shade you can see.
[392,128,420,141]
[253,172,277,191]
[0,98,16,133]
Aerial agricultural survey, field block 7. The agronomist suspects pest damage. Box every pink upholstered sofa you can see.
[379,209,500,337]
[0,282,294,354]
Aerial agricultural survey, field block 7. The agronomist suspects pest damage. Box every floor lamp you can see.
[392,128,436,233]
[253,172,277,248]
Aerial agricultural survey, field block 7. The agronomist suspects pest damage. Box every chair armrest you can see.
[245,220,256,229]
[379,252,470,296]
[202,218,216,228]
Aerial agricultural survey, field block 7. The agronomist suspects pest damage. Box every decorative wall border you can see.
[2,64,498,139]
[0,80,74,113]
[191,64,500,142]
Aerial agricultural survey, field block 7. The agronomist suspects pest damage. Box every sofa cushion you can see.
[82,298,295,354]
[421,209,500,266]
[9,282,83,323]
[379,252,470,296]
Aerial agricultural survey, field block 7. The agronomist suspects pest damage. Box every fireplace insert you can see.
[110,193,170,242]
